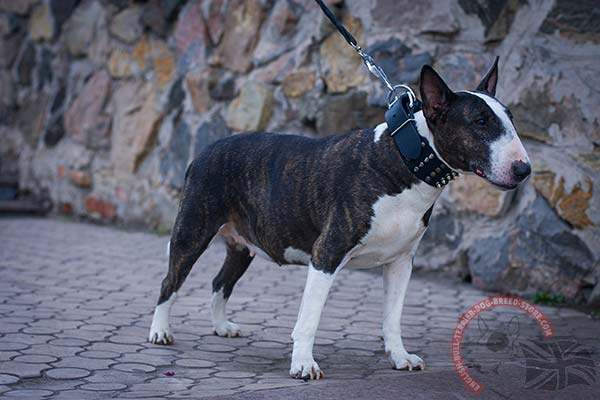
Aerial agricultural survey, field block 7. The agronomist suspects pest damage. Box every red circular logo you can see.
[452,295,554,393]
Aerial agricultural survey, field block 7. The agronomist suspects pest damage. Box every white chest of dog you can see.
[345,183,439,270]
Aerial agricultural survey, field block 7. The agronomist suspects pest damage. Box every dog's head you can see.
[419,57,530,190]
[477,315,520,354]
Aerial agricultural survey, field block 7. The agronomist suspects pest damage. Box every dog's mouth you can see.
[471,166,518,191]
[473,168,486,178]
[488,180,518,191]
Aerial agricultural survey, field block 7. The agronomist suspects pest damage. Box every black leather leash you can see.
[314,0,457,188]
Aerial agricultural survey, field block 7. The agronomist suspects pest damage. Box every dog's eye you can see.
[476,117,486,126]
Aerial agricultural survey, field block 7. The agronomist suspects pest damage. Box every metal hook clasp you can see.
[387,84,416,109]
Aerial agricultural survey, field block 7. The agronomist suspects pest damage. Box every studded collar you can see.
[384,94,458,188]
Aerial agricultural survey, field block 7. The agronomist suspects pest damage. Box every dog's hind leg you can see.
[211,243,254,337]
[149,208,220,345]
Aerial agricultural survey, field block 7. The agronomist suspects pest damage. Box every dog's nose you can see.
[511,160,531,181]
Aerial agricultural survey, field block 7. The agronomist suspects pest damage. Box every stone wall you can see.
[1,0,599,304]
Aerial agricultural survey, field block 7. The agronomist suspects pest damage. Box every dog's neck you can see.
[376,111,455,198]
[412,110,457,174]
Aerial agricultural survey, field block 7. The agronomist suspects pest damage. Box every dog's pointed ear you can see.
[476,56,499,96]
[477,316,489,335]
[507,316,520,337]
[420,65,454,123]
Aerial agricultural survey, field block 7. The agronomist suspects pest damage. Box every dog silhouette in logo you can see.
[470,315,520,375]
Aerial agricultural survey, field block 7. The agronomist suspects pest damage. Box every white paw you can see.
[289,358,324,380]
[148,326,173,345]
[213,321,242,338]
[387,350,425,371]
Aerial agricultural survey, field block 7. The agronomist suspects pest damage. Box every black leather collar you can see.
[384,94,458,188]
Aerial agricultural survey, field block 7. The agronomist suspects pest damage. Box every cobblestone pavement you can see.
[0,217,599,399]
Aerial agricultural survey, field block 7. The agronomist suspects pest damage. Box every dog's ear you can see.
[507,316,520,337]
[420,65,454,123]
[477,315,489,335]
[476,56,499,96]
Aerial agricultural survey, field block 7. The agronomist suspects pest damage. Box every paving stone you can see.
[51,356,115,371]
[117,353,175,366]
[214,370,256,379]
[86,342,142,354]
[112,363,156,373]
[180,350,229,364]
[48,338,89,347]
[189,377,247,390]
[174,358,216,368]
[0,361,50,378]
[0,334,54,345]
[129,382,190,391]
[233,356,274,365]
[3,389,54,397]
[249,341,287,349]
[0,374,19,385]
[46,367,91,379]
[13,354,58,364]
[79,350,120,359]
[51,389,111,399]
[194,343,237,353]
[109,335,143,344]
[0,351,19,361]
[0,342,29,351]
[80,324,117,332]
[79,382,128,391]
[84,369,147,385]
[140,348,180,356]
[117,390,171,398]
[22,326,61,335]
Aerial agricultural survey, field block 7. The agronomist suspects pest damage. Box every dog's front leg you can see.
[383,255,424,371]
[290,263,336,380]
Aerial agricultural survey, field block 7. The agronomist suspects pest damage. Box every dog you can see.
[148,58,531,380]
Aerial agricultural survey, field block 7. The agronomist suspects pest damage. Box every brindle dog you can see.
[149,59,531,380]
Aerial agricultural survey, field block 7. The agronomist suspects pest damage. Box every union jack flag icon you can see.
[520,338,597,390]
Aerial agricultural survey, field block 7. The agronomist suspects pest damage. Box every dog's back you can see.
[180,130,396,265]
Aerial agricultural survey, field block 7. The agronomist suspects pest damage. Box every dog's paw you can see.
[289,358,324,380]
[148,326,174,345]
[387,350,425,371]
[213,321,242,338]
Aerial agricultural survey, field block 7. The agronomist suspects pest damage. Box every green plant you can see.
[532,291,565,306]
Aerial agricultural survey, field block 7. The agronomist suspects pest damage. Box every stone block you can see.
[253,0,300,66]
[70,170,92,188]
[194,112,230,156]
[110,5,143,44]
[111,81,163,174]
[84,195,116,220]
[185,68,211,113]
[64,70,111,148]
[226,81,273,132]
[150,38,175,88]
[533,171,594,229]
[210,0,266,73]
[0,0,37,15]
[448,174,513,217]
[62,1,107,58]
[282,70,315,98]
[468,196,594,299]
[173,0,206,55]
[108,48,133,78]
[319,14,365,94]
[29,1,55,41]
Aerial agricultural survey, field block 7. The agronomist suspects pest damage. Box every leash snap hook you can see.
[387,84,416,109]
